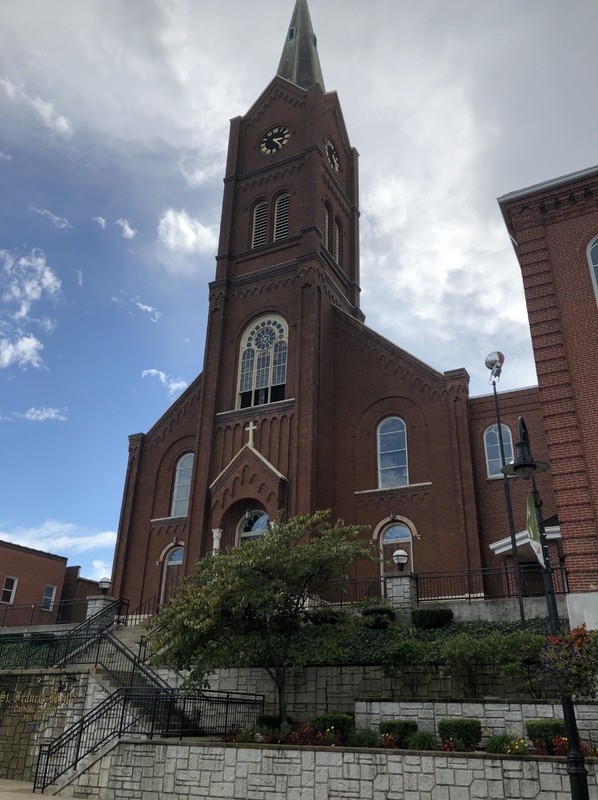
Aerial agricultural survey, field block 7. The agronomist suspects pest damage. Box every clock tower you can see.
[112,0,484,612]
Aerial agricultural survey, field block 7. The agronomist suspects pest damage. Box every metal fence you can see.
[0,598,90,628]
[34,687,264,792]
[416,564,569,603]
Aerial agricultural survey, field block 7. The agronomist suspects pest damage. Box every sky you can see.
[0,0,597,583]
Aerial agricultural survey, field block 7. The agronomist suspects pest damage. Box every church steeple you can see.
[276,0,325,91]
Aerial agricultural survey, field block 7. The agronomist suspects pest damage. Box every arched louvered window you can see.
[238,315,288,408]
[252,200,268,248]
[333,218,341,263]
[171,453,194,517]
[587,235,598,302]
[484,424,514,478]
[273,193,290,241]
[377,417,408,489]
[323,203,330,249]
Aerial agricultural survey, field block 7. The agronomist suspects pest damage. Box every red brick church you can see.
[111,0,598,627]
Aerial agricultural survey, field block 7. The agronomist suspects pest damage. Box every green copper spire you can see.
[277,0,325,91]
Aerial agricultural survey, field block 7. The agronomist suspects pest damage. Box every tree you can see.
[148,511,372,720]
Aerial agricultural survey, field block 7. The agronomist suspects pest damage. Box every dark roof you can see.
[0,538,67,562]
[277,0,325,91]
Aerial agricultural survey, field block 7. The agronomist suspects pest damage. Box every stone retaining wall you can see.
[61,739,597,800]
[356,699,598,748]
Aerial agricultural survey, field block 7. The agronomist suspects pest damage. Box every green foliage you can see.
[441,634,495,697]
[382,638,436,696]
[407,731,437,750]
[437,718,482,751]
[540,625,598,700]
[147,511,371,718]
[485,734,529,755]
[308,712,355,743]
[347,729,380,748]
[411,607,453,630]
[487,631,545,699]
[305,608,345,626]
[360,605,396,629]
[525,719,566,754]
[379,720,418,748]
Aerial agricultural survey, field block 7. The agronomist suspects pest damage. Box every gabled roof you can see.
[277,0,325,91]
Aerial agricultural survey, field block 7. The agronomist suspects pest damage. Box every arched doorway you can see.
[161,546,184,603]
[380,522,413,574]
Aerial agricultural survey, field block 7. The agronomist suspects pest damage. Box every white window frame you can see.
[586,234,598,304]
[377,416,409,489]
[236,510,269,545]
[484,423,514,478]
[1,576,18,605]
[380,522,414,572]
[237,315,288,409]
[41,584,57,611]
[171,453,194,517]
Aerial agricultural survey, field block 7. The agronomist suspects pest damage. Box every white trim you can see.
[377,416,409,490]
[483,423,514,479]
[586,234,598,305]
[497,165,598,205]
[0,575,18,605]
[355,482,431,496]
[489,526,561,562]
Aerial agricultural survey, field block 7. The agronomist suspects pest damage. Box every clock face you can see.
[324,137,340,172]
[260,125,291,155]
[254,326,277,350]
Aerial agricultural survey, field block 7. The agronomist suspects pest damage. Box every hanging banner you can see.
[526,493,545,568]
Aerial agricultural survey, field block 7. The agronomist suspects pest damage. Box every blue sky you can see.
[1,0,597,581]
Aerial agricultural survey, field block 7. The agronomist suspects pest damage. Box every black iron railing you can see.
[0,598,89,628]
[415,563,569,603]
[34,687,264,792]
[312,578,381,607]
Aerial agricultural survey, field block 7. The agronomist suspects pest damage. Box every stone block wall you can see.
[356,699,598,748]
[62,739,597,800]
[0,669,107,781]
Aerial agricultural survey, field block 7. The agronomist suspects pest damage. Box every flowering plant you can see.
[540,625,598,699]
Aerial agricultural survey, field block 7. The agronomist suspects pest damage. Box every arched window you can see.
[323,202,330,249]
[380,522,413,573]
[377,417,408,489]
[252,200,269,248]
[171,453,194,517]
[273,193,290,241]
[484,424,514,478]
[237,315,288,408]
[587,235,598,301]
[237,510,269,544]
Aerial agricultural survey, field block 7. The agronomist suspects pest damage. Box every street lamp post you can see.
[392,549,409,572]
[502,417,589,800]
[485,352,526,627]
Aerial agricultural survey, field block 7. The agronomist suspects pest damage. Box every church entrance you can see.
[161,546,184,603]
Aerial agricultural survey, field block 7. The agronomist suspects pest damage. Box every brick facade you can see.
[111,2,598,624]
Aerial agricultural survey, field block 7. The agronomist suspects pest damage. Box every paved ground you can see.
[0,780,38,800]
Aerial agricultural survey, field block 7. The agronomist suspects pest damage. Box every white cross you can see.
[245,421,257,448]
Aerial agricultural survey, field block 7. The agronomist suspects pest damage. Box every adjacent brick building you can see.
[111,0,598,626]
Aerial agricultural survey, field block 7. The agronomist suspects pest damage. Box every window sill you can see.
[150,515,188,523]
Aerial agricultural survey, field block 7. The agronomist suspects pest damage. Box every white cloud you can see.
[115,218,137,239]
[92,216,106,229]
[1,248,61,321]
[91,559,113,582]
[0,151,11,161]
[131,298,161,323]
[0,77,73,138]
[157,208,217,255]
[142,368,187,398]
[29,205,73,229]
[12,406,67,422]
[0,334,44,369]
[75,270,83,286]
[0,519,116,558]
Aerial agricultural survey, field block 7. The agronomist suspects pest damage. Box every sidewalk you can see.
[0,780,38,800]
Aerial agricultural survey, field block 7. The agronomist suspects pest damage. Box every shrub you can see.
[489,631,545,699]
[309,712,354,744]
[411,607,453,630]
[347,729,379,748]
[525,719,566,754]
[540,625,598,700]
[437,718,482,751]
[485,734,517,754]
[306,608,345,626]
[379,720,418,748]
[407,731,437,751]
[360,605,396,629]
[382,638,436,696]
[441,634,494,697]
